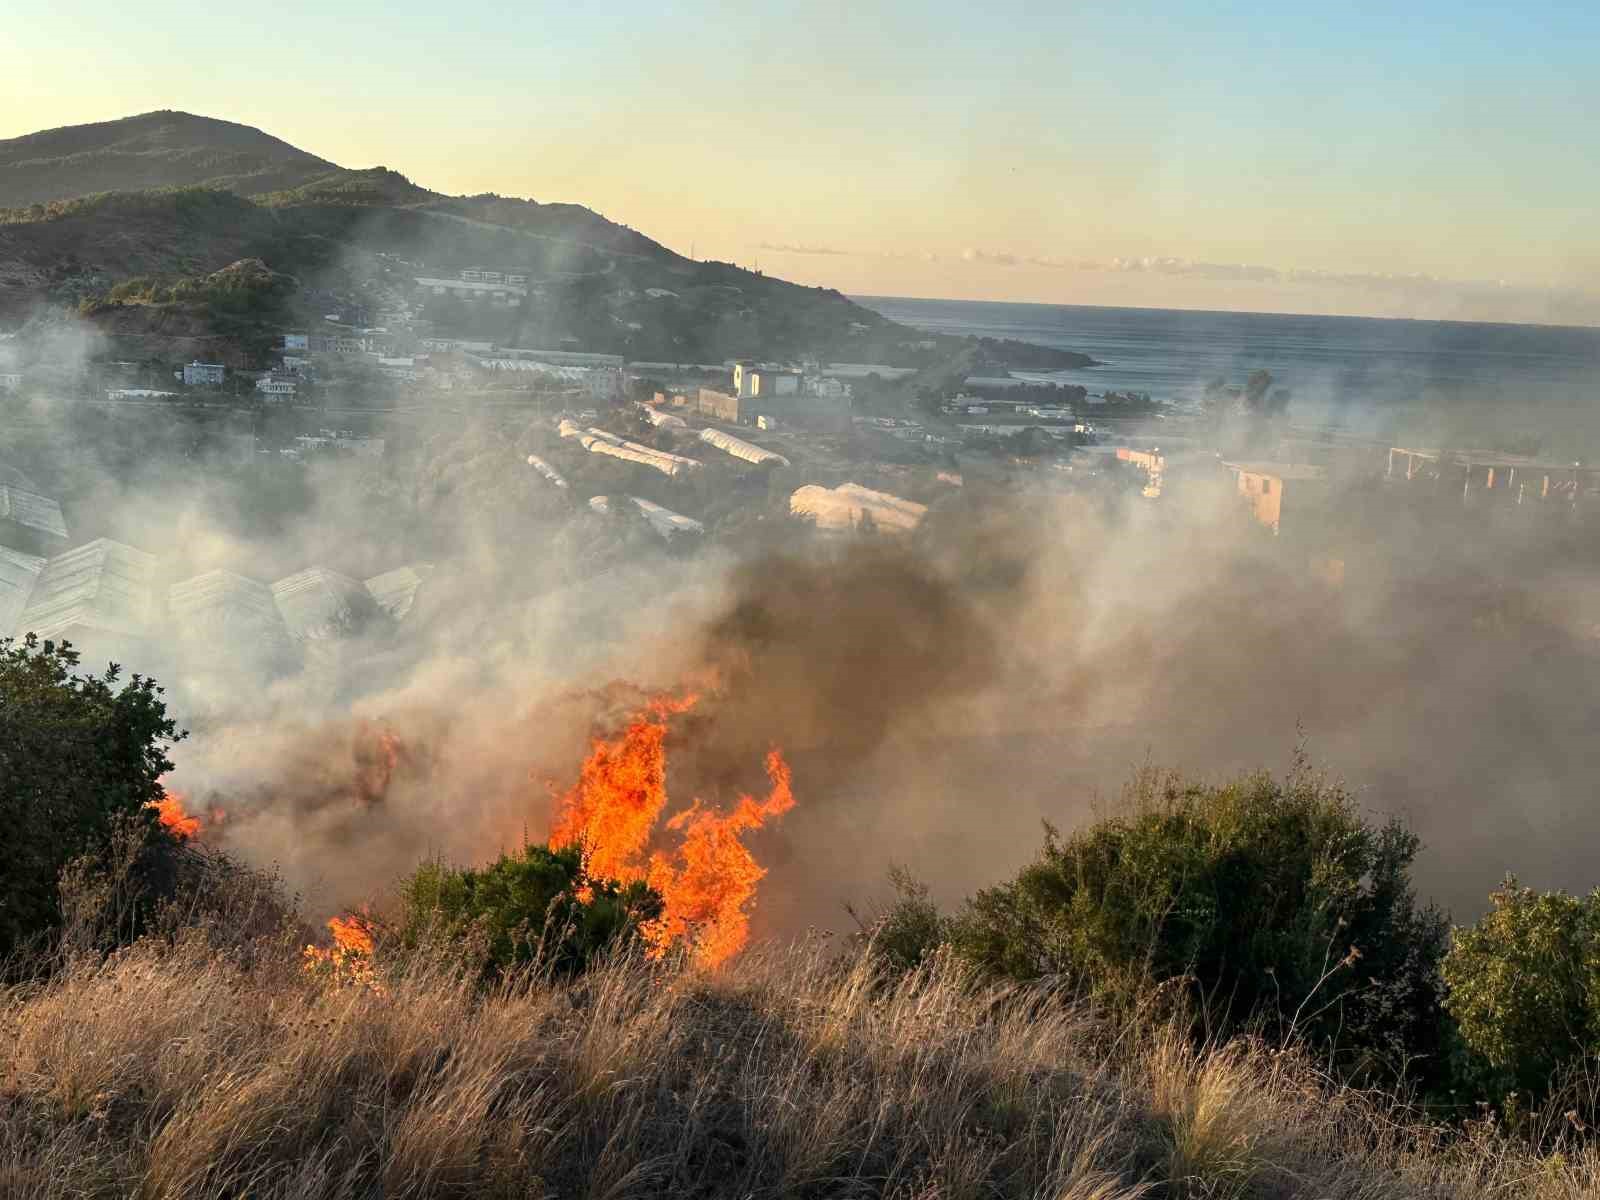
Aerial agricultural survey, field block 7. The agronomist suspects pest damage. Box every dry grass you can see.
[1,931,1596,1200]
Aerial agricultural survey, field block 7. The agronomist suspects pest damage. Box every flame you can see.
[325,913,374,956]
[303,911,380,989]
[642,749,795,966]
[547,691,795,968]
[149,790,201,840]
[548,692,697,882]
[353,722,406,806]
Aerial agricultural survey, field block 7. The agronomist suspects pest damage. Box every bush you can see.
[1442,878,1600,1105]
[946,764,1449,1076]
[0,637,185,963]
[393,841,660,978]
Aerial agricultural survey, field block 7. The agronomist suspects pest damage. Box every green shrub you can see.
[946,765,1449,1075]
[1442,878,1600,1104]
[0,637,185,963]
[860,865,950,972]
[394,842,660,978]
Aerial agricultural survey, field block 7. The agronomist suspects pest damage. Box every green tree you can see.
[394,842,661,978]
[0,636,185,960]
[1441,878,1600,1104]
[947,765,1449,1076]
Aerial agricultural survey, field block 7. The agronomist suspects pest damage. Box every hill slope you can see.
[0,112,1094,371]
[0,111,341,208]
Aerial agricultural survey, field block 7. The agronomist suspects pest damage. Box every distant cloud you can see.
[759,241,852,256]
[963,248,1093,270]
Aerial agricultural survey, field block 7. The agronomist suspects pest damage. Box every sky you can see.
[6,0,1599,322]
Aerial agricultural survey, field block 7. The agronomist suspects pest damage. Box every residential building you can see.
[107,388,178,401]
[255,373,298,402]
[1222,461,1329,535]
[181,361,226,386]
[415,276,527,306]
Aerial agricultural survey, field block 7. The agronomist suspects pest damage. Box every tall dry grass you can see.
[2,930,1597,1200]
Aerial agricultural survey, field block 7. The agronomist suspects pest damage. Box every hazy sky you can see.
[6,0,1598,320]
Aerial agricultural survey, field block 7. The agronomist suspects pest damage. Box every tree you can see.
[1442,878,1600,1105]
[0,636,185,959]
[946,764,1449,1077]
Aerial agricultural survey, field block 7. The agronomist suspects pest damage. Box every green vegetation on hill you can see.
[395,843,661,978]
[935,764,1448,1080]
[0,110,339,209]
[5,640,1600,1194]
[0,112,1096,374]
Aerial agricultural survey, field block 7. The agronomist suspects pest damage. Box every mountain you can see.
[0,111,341,209]
[0,112,1093,373]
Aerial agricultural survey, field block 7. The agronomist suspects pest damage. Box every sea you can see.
[855,296,1600,453]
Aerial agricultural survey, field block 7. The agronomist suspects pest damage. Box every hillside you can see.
[0,112,1095,371]
[0,111,340,209]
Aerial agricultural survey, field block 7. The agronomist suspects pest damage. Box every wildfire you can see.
[353,722,406,806]
[303,911,380,990]
[149,790,201,840]
[548,691,795,968]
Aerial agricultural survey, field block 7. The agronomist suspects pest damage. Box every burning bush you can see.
[393,842,660,978]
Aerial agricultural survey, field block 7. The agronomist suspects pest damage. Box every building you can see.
[270,567,373,640]
[1222,461,1329,534]
[0,544,47,636]
[1386,446,1600,507]
[0,484,68,555]
[364,564,434,621]
[414,276,527,306]
[376,357,419,382]
[733,360,801,400]
[255,373,298,401]
[696,387,743,422]
[168,569,295,673]
[0,373,21,392]
[107,388,179,401]
[11,539,159,656]
[282,333,310,352]
[181,361,226,387]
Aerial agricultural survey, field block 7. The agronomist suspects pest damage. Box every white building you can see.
[733,360,801,399]
[415,276,527,306]
[255,373,298,402]
[181,361,226,386]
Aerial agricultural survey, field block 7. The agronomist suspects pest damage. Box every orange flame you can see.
[642,749,795,966]
[548,692,795,968]
[149,790,201,840]
[548,692,697,882]
[303,911,380,989]
[326,912,376,956]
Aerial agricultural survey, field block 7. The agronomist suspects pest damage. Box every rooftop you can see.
[0,485,69,539]
[1221,461,1329,481]
[14,538,159,642]
[0,544,47,635]
[414,276,528,295]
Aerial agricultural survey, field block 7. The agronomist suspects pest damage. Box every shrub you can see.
[1442,878,1600,1105]
[946,764,1449,1076]
[393,841,660,978]
[0,637,185,963]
